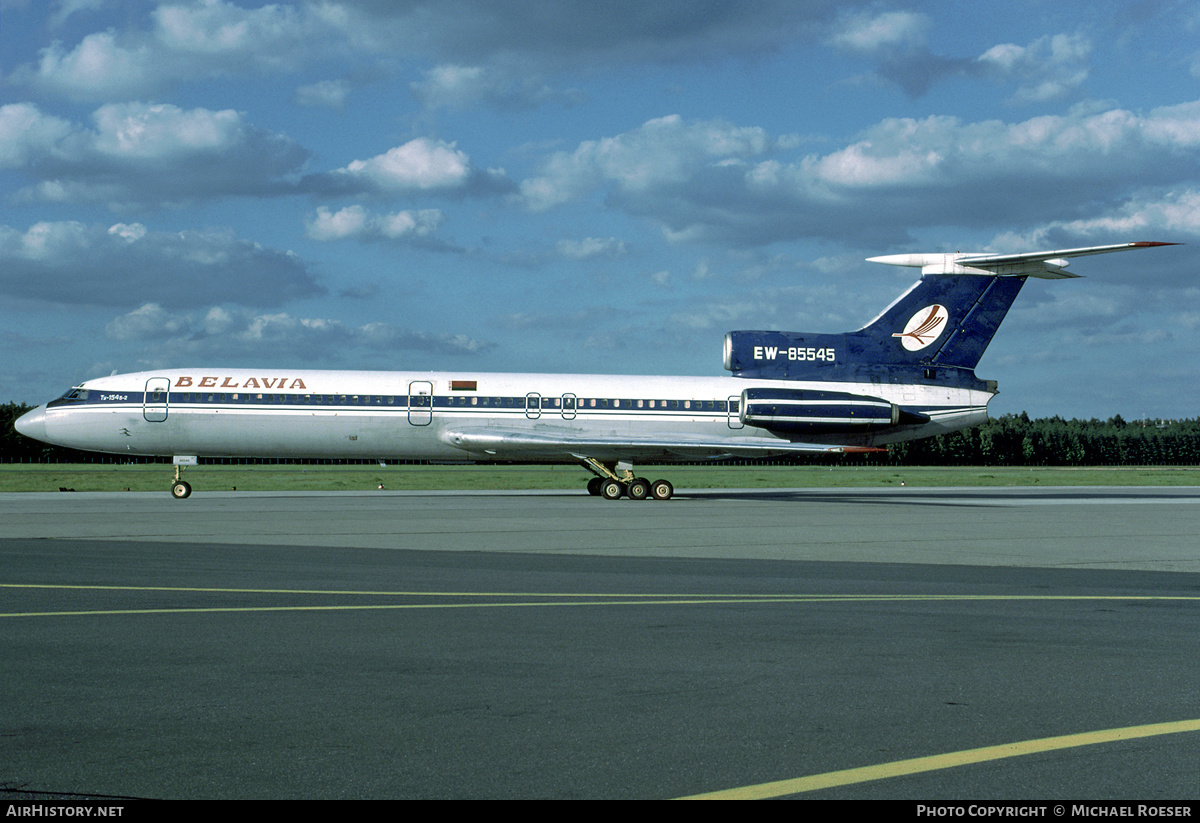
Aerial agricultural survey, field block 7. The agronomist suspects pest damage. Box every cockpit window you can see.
[60,387,88,402]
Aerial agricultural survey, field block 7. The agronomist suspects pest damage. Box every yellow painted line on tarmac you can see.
[1,598,855,618]
[0,587,820,599]
[1,583,1199,618]
[5,583,1200,600]
[679,718,1200,799]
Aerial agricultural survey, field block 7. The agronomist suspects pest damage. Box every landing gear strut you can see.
[580,458,673,501]
[170,456,197,499]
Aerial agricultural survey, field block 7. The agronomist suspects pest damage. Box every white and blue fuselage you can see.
[15,242,1175,498]
[17,368,990,464]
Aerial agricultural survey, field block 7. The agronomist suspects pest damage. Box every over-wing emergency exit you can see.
[14,242,1178,499]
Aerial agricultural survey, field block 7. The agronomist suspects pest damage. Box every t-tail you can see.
[723,242,1179,394]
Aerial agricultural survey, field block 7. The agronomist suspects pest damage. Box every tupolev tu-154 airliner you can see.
[14,241,1178,500]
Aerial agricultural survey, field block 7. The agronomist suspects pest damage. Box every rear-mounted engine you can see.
[740,387,927,434]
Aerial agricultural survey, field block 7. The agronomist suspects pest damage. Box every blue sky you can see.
[2,0,1198,420]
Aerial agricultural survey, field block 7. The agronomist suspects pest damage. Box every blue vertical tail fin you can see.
[723,242,1178,389]
[857,273,1026,370]
[723,274,1024,390]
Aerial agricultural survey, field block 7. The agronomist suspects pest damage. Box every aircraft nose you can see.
[14,405,48,442]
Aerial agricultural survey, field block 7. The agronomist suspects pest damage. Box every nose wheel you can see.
[170,462,193,499]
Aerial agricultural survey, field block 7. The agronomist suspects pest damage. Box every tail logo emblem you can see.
[894,304,948,351]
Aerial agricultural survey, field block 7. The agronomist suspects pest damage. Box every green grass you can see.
[1,463,1199,492]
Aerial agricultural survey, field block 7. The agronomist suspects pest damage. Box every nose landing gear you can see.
[170,456,197,499]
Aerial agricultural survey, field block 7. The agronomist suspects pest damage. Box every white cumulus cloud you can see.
[304,137,511,197]
[830,10,931,53]
[0,220,323,308]
[306,205,445,242]
[3,101,309,207]
[342,139,471,191]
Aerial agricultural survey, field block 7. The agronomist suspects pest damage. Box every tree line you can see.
[4,401,1200,466]
[880,412,1200,466]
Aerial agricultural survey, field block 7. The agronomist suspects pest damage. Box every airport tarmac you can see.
[2,486,1198,799]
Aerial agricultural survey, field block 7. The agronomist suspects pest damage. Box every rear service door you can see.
[727,395,743,429]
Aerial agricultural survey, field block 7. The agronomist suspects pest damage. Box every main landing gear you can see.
[582,459,674,501]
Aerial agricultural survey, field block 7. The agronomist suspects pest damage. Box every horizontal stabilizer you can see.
[868,242,1179,279]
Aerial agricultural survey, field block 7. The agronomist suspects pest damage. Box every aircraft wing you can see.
[439,426,883,461]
